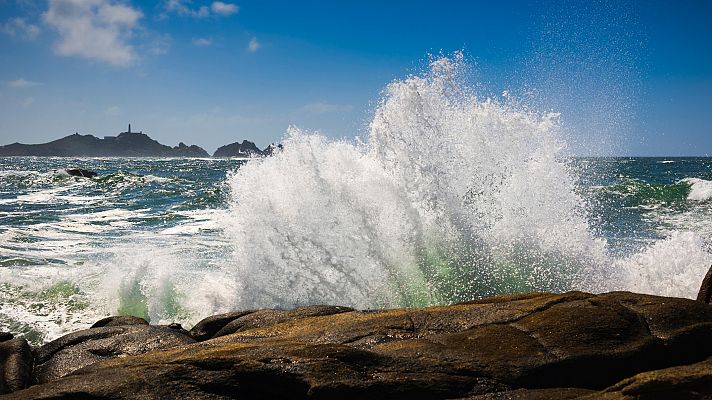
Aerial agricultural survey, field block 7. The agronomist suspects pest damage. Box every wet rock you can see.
[212,305,355,339]
[0,338,33,394]
[64,168,97,178]
[90,316,149,328]
[6,291,712,399]
[188,310,255,341]
[33,325,195,384]
[466,387,596,399]
[585,356,712,399]
[0,333,13,343]
[163,323,191,337]
[697,264,712,304]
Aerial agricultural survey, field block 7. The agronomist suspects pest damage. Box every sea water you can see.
[1,55,711,344]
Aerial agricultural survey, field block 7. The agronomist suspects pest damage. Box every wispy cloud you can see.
[192,37,212,46]
[104,105,121,116]
[296,102,353,115]
[163,1,238,18]
[1,17,41,40]
[211,2,239,16]
[164,0,209,18]
[248,36,260,52]
[43,0,143,67]
[7,78,42,88]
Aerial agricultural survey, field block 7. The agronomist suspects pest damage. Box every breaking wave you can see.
[221,54,711,309]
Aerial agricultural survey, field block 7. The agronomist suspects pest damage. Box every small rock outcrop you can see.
[697,264,712,304]
[0,338,33,394]
[587,356,712,399]
[64,168,97,178]
[262,143,283,156]
[173,142,211,158]
[32,325,195,384]
[188,310,255,341]
[89,316,148,328]
[212,140,264,157]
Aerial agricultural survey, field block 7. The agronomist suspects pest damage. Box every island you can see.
[213,140,265,157]
[0,125,210,158]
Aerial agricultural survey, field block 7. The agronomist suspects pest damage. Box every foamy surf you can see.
[681,178,712,201]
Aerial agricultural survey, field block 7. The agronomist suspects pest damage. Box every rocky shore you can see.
[1,281,711,399]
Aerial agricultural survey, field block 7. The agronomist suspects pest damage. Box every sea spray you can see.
[223,54,611,308]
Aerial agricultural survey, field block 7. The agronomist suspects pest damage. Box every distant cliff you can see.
[0,132,210,158]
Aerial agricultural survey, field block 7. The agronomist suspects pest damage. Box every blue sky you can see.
[0,0,710,155]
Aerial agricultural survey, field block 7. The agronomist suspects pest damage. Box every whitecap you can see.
[680,178,712,201]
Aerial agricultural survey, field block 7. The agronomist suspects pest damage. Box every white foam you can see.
[611,231,711,298]
[681,178,712,201]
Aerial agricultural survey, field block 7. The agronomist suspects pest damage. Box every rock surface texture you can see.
[697,264,712,304]
[2,291,712,399]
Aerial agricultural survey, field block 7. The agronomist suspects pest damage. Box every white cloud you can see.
[43,0,143,67]
[164,1,237,18]
[296,102,353,115]
[7,78,42,88]
[192,37,212,46]
[1,17,41,40]
[164,0,209,18]
[211,1,238,16]
[104,105,121,116]
[248,36,260,52]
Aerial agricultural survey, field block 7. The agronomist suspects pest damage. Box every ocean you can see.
[1,56,711,345]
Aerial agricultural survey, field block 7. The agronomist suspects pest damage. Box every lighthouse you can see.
[128,123,131,133]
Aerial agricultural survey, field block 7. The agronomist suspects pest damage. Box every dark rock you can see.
[263,143,283,156]
[173,142,211,158]
[0,333,13,343]
[585,356,712,399]
[466,387,596,399]
[189,310,256,341]
[6,291,712,399]
[697,264,712,304]
[64,168,97,178]
[212,305,355,339]
[212,140,264,157]
[0,338,33,394]
[90,316,148,328]
[162,323,191,338]
[0,132,209,157]
[33,325,195,383]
